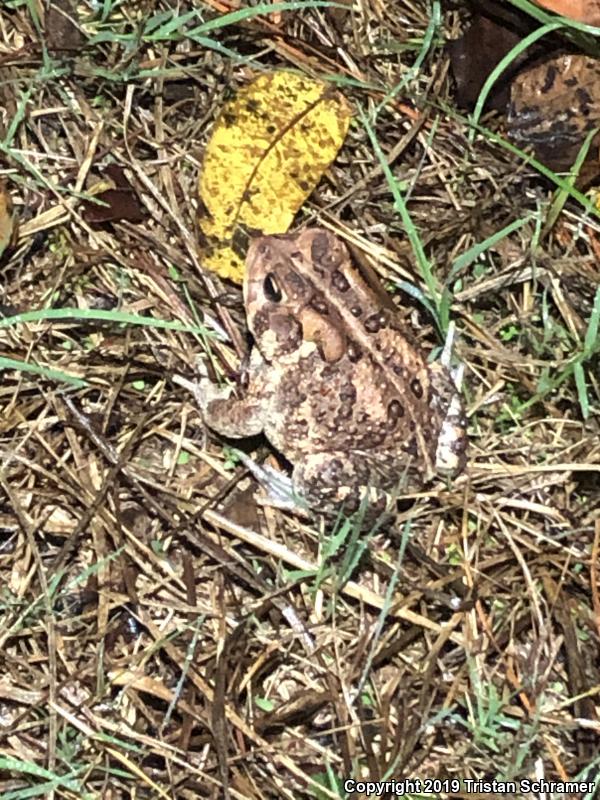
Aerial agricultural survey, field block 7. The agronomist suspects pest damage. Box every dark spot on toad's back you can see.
[321,364,338,381]
[541,65,557,93]
[339,384,356,403]
[310,295,329,314]
[285,270,308,296]
[387,399,405,428]
[364,312,386,333]
[331,269,350,292]
[328,458,344,477]
[368,429,386,447]
[338,402,353,420]
[410,378,423,398]
[269,313,303,352]
[347,342,361,362]
[403,439,418,456]
[452,437,467,455]
[575,86,592,114]
[338,397,355,419]
[311,232,330,264]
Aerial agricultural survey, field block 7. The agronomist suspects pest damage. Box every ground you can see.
[0,1,599,799]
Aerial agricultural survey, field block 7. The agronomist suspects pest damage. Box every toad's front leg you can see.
[193,376,266,439]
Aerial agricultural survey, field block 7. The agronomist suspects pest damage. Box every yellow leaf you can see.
[0,182,16,259]
[198,71,351,283]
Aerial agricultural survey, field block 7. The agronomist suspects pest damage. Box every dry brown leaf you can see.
[46,0,86,51]
[447,4,549,111]
[533,0,600,25]
[82,164,145,225]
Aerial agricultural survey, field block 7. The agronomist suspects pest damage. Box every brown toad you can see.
[199,228,467,521]
[508,54,600,184]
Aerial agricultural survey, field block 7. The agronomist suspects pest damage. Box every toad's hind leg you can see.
[293,450,403,522]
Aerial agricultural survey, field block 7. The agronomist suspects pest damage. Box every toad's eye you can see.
[263,273,282,303]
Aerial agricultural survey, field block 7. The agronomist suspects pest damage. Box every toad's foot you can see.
[233,450,310,515]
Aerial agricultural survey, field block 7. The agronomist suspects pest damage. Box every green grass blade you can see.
[0,756,82,792]
[2,86,34,148]
[100,0,115,22]
[184,34,263,62]
[190,1,345,35]
[573,361,590,419]
[142,0,345,42]
[23,0,42,31]
[0,309,216,388]
[541,127,599,238]
[0,357,88,388]
[374,0,440,115]
[450,215,533,277]
[464,117,599,219]
[393,278,438,320]
[584,285,600,353]
[359,106,441,323]
[143,8,200,38]
[0,307,213,336]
